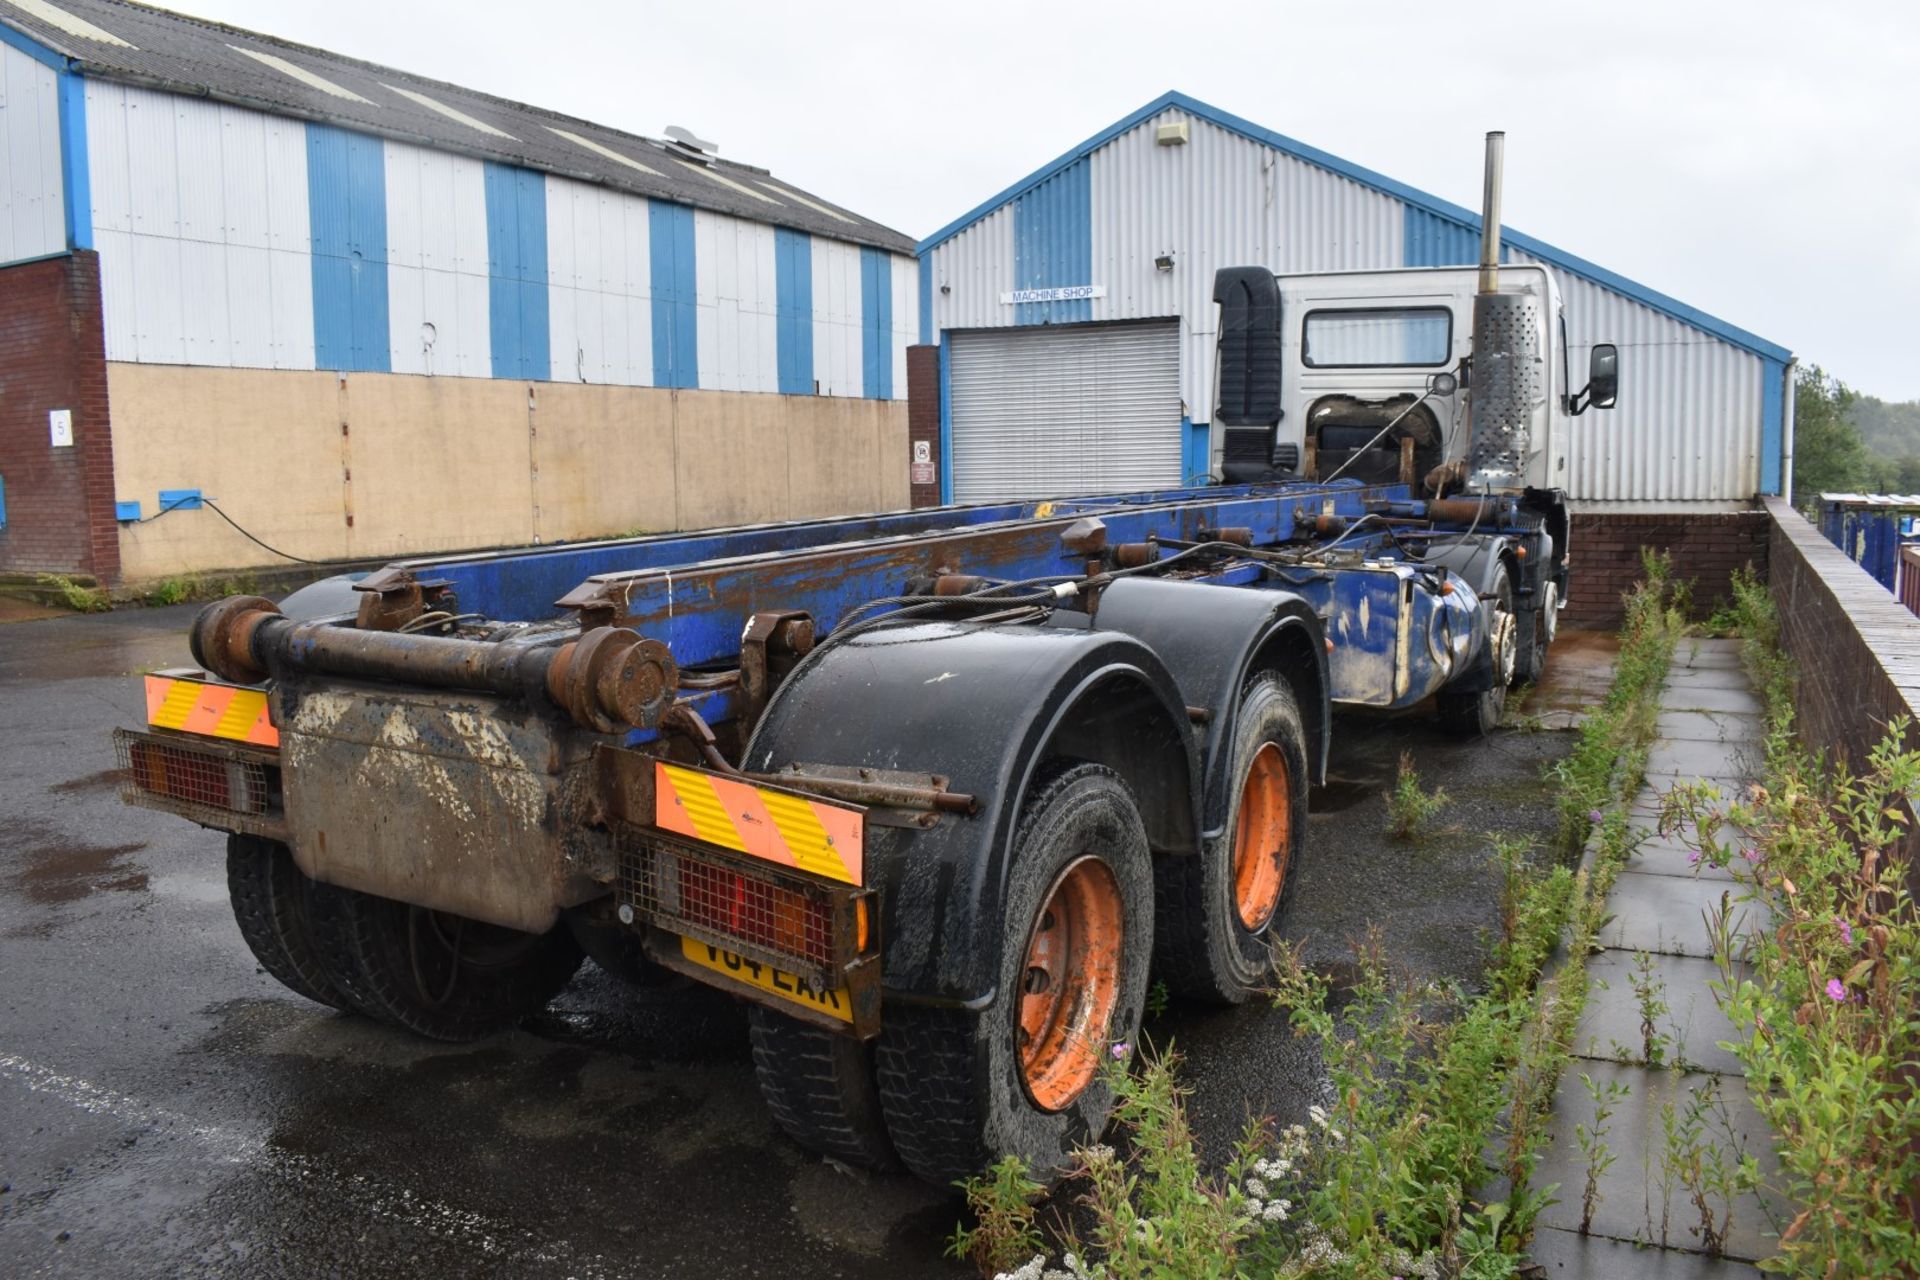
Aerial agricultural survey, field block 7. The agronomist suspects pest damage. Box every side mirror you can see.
[1579,343,1619,412]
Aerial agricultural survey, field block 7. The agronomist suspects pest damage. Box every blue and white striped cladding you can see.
[79,83,907,398]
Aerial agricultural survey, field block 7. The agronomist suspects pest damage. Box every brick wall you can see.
[1564,510,1768,629]
[1766,497,1920,774]
[906,344,939,509]
[0,251,118,581]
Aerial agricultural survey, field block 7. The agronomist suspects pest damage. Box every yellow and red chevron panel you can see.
[144,671,279,748]
[654,762,864,886]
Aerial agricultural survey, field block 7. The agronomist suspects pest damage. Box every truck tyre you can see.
[1151,674,1307,1004]
[1437,566,1517,737]
[874,762,1153,1187]
[307,885,584,1041]
[1515,581,1559,686]
[749,1007,898,1170]
[226,835,350,1011]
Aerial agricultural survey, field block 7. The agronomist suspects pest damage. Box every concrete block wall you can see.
[0,252,118,581]
[1564,511,1770,629]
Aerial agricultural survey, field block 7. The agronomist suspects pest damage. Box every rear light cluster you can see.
[617,834,868,980]
[671,853,836,969]
[114,729,275,822]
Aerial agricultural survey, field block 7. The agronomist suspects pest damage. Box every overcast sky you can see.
[168,0,1920,401]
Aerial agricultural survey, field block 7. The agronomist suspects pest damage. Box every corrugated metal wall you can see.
[1507,245,1762,503]
[925,108,1402,420]
[80,81,908,398]
[922,103,1776,506]
[0,41,64,264]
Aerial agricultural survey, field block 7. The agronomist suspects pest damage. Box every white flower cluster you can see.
[1306,1104,1346,1143]
[994,1251,1099,1280]
[1386,1246,1442,1280]
[1297,1228,1348,1268]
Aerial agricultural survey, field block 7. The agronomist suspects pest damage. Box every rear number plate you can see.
[678,934,852,1023]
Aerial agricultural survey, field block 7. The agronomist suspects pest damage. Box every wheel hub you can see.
[1231,742,1292,930]
[1016,856,1124,1112]
[1490,603,1518,686]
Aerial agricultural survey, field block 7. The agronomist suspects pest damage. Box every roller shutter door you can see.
[949,321,1181,501]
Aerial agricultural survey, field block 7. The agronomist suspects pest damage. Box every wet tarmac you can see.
[0,605,1599,1278]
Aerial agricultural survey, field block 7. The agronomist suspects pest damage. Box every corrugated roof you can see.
[920,90,1791,364]
[0,0,914,253]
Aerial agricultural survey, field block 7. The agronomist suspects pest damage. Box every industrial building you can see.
[0,0,916,584]
[911,92,1796,529]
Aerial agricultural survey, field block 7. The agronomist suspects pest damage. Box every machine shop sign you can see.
[1001,284,1106,305]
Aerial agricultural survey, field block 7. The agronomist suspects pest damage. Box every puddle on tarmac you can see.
[49,766,129,795]
[9,831,150,904]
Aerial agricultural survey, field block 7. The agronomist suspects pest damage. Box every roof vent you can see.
[663,125,718,165]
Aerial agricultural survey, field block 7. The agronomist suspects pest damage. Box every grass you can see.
[951,563,1689,1280]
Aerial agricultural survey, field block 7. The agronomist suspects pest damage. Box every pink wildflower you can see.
[1740,846,1761,864]
[1826,978,1848,1002]
[1687,850,1701,866]
[1588,809,1604,824]
[1110,1042,1131,1060]
[1835,917,1854,946]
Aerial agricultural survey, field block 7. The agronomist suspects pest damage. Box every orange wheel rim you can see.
[1016,856,1125,1112]
[1232,742,1292,930]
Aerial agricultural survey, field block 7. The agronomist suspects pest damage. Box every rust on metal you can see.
[548,627,679,734]
[1313,515,1349,538]
[1113,542,1158,569]
[738,610,816,736]
[189,594,281,685]
[1426,497,1499,525]
[660,704,736,774]
[1399,435,1417,486]
[755,762,977,815]
[931,573,989,597]
[351,566,446,632]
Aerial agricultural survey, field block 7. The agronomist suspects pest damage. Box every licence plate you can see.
[678,934,853,1023]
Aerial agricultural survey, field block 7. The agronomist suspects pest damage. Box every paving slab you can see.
[1645,739,1757,781]
[1597,872,1770,959]
[1622,831,1743,882]
[1654,710,1763,745]
[1533,1061,1787,1260]
[1659,667,1756,690]
[1528,1225,1764,1278]
[1575,950,1745,1074]
[1660,685,1766,716]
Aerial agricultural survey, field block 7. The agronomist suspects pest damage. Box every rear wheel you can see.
[225,835,349,1011]
[1152,674,1308,1004]
[749,1007,897,1170]
[1438,566,1517,736]
[307,886,584,1041]
[874,763,1153,1187]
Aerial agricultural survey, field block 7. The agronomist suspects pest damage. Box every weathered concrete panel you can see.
[111,362,344,579]
[110,364,909,581]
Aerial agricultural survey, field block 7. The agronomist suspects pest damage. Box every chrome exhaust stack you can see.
[1466,129,1541,492]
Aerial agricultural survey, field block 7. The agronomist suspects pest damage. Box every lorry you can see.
[114,134,1616,1187]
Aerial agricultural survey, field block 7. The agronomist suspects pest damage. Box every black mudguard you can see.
[743,618,1199,1008]
[1091,578,1330,842]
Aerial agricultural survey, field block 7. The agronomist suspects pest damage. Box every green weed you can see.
[1386,750,1451,842]
[37,573,109,613]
